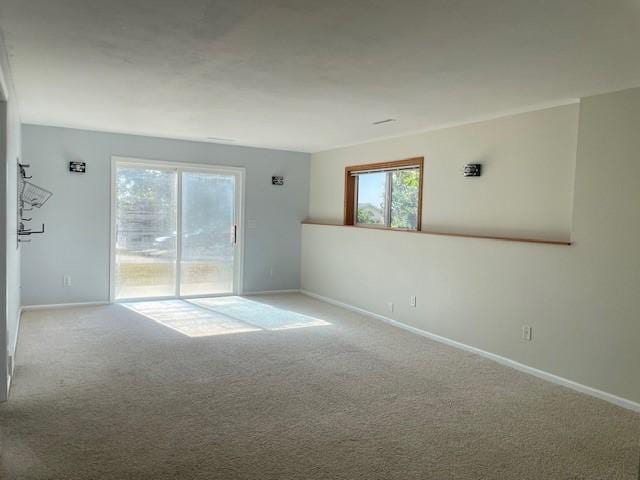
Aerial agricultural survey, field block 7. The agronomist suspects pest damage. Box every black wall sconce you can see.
[463,164,482,177]
[69,161,86,173]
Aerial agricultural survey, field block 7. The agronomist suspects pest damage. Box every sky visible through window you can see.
[355,167,420,229]
[358,171,385,206]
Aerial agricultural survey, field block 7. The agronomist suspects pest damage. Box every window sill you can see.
[354,223,417,232]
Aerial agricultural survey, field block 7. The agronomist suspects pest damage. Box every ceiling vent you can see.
[372,118,396,125]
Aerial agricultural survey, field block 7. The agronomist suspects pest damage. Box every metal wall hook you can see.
[18,162,32,179]
[17,159,51,244]
[18,223,45,236]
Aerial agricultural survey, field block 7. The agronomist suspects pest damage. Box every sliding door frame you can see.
[109,156,245,302]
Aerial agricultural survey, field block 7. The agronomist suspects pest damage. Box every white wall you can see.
[302,89,640,406]
[0,32,21,401]
[21,125,309,306]
[310,104,579,241]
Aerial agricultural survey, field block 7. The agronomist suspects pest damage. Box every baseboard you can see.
[22,301,110,311]
[23,293,302,308]
[300,289,640,413]
[242,289,300,296]
[5,305,24,400]
[11,305,21,357]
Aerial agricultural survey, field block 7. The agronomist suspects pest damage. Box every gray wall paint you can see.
[302,87,640,406]
[310,104,579,241]
[0,32,21,401]
[21,125,309,306]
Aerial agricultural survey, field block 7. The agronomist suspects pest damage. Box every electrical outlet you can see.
[388,302,394,312]
[63,275,72,287]
[410,296,417,307]
[522,325,533,341]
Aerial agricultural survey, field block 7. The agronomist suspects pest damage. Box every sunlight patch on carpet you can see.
[122,300,261,337]
[189,297,331,330]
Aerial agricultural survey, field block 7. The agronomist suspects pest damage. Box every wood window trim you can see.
[344,157,424,230]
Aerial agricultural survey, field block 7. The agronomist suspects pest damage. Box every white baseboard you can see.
[22,301,110,311]
[242,289,300,296]
[22,292,302,309]
[300,290,640,413]
[6,306,24,400]
[11,306,21,357]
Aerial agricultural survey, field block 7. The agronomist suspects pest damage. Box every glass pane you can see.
[390,168,419,229]
[180,172,235,296]
[115,167,177,299]
[356,171,386,225]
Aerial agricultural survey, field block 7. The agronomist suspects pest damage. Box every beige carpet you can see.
[1,293,638,479]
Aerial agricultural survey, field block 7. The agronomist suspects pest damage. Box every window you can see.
[344,157,423,231]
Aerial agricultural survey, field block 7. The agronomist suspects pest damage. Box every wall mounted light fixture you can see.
[463,164,482,177]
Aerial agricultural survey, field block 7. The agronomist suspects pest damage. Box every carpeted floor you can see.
[1,293,638,479]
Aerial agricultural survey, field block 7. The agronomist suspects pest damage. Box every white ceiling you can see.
[0,1,639,153]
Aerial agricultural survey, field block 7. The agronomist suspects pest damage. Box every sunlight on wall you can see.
[123,297,330,337]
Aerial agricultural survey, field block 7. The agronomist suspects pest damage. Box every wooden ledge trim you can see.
[302,222,572,246]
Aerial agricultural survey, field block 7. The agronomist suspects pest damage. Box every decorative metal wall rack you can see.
[18,160,52,243]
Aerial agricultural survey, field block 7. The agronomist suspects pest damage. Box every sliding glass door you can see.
[114,166,177,299]
[112,158,242,301]
[180,172,235,296]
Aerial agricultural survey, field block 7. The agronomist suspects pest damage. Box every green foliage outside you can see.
[356,203,383,224]
[390,170,419,229]
[356,170,419,229]
[357,170,420,229]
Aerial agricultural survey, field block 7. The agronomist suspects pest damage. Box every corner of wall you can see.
[567,100,581,241]
[0,25,22,401]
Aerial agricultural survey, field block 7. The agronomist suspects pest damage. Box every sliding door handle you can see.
[231,224,237,245]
